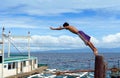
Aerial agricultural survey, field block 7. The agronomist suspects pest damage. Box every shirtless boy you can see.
[50,22,98,56]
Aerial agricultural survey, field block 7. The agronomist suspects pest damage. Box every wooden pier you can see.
[94,55,106,78]
[6,66,48,78]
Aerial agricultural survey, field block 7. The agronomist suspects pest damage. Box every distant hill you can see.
[5,48,120,53]
[33,48,120,53]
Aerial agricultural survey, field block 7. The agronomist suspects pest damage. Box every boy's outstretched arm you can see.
[50,26,65,30]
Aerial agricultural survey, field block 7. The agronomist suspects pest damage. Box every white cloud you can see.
[102,33,120,43]
[30,33,120,51]
[0,0,120,16]
[31,35,85,50]
[3,33,120,52]
[99,33,120,48]
[94,33,120,48]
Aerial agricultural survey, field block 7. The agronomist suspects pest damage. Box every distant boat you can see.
[0,28,47,78]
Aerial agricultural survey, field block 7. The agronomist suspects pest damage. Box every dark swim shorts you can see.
[78,31,91,42]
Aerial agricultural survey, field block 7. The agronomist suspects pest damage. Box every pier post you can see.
[94,55,106,78]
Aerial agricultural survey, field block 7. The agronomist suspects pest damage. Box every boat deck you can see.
[6,66,48,78]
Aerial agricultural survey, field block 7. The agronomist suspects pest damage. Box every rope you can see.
[8,38,25,56]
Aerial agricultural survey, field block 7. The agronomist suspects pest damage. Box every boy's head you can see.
[63,22,69,27]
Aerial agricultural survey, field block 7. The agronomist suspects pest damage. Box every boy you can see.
[50,22,98,56]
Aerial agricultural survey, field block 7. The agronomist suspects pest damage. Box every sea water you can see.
[31,52,120,78]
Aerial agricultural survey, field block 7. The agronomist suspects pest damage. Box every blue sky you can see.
[0,0,120,52]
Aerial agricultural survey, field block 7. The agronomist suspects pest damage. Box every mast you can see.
[28,31,30,59]
[8,31,11,57]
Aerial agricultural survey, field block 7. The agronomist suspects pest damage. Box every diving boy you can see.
[50,22,98,56]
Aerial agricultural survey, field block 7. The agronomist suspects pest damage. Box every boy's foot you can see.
[94,51,98,56]
[93,49,98,56]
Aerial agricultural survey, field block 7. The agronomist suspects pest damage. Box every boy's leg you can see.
[87,41,98,56]
[77,33,98,55]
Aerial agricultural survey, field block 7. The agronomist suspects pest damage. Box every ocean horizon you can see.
[4,47,120,53]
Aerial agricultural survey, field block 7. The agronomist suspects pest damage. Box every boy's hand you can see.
[50,26,64,30]
[50,27,54,30]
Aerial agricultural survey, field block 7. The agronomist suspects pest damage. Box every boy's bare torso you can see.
[64,26,79,34]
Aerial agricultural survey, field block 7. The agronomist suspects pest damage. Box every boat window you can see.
[8,62,16,69]
[16,62,18,68]
[29,60,32,65]
[4,65,7,68]
[13,62,16,69]
[0,56,2,63]
[8,63,12,70]
[34,59,37,64]
[23,61,26,67]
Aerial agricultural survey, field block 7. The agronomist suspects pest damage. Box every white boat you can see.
[0,28,45,78]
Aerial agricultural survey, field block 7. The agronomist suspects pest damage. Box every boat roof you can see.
[4,56,37,64]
